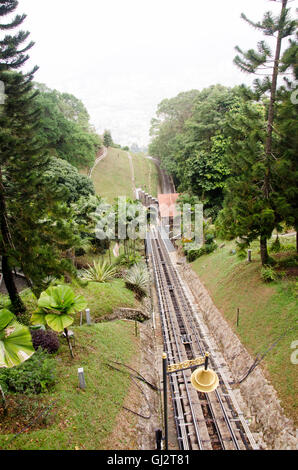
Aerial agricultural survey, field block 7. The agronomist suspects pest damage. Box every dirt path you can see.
[127,153,136,198]
[88,146,108,178]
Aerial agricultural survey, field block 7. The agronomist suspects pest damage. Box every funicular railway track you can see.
[149,226,258,451]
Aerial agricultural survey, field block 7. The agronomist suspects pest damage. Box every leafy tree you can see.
[0,2,87,311]
[274,32,298,250]
[33,86,102,168]
[217,0,296,264]
[0,0,38,314]
[150,85,236,217]
[44,157,95,204]
[103,129,113,148]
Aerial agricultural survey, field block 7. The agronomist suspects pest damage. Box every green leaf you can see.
[69,294,87,313]
[0,318,35,368]
[45,313,74,332]
[0,309,14,330]
[31,312,47,326]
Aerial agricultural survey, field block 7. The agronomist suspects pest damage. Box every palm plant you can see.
[0,309,35,369]
[0,308,35,414]
[124,263,149,300]
[80,260,117,283]
[31,285,87,358]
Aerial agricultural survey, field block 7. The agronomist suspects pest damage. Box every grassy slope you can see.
[191,237,297,423]
[74,279,137,322]
[92,148,159,202]
[132,153,159,197]
[0,321,139,450]
[92,148,133,203]
[0,279,137,325]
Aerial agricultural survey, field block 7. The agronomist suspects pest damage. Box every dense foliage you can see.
[33,84,102,168]
[0,348,56,394]
[31,329,60,354]
[150,1,297,264]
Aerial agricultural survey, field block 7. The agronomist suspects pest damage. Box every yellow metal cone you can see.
[191,367,219,393]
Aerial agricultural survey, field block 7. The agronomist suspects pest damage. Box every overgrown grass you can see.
[191,236,298,424]
[0,321,139,450]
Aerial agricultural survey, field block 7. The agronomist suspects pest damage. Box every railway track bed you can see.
[148,226,258,451]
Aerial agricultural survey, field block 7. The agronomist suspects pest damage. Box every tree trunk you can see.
[260,236,269,266]
[2,255,26,314]
[0,168,26,315]
[264,0,288,199]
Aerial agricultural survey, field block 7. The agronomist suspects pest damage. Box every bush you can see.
[269,236,281,253]
[124,263,149,300]
[261,265,278,283]
[0,349,56,394]
[115,253,143,268]
[80,260,117,283]
[186,242,217,262]
[31,329,60,354]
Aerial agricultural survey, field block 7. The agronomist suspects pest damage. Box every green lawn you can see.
[74,279,137,322]
[132,153,159,197]
[91,148,159,203]
[92,148,134,203]
[0,321,139,450]
[0,278,138,325]
[191,235,298,424]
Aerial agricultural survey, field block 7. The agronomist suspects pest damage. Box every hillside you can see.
[91,148,159,202]
[190,235,298,424]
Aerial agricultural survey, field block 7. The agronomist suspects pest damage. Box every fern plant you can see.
[261,265,278,283]
[124,263,149,300]
[81,260,117,283]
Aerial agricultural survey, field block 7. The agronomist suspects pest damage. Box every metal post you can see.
[204,352,209,370]
[78,368,86,389]
[162,352,168,450]
[237,308,240,327]
[86,308,91,325]
[248,249,252,262]
[155,429,163,450]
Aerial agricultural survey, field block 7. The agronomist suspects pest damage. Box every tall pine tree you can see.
[219,0,296,264]
[0,0,38,312]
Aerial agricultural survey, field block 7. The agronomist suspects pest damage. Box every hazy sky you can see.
[19,0,296,147]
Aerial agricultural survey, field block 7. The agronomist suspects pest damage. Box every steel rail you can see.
[150,235,204,449]
[150,225,258,450]
[155,231,241,450]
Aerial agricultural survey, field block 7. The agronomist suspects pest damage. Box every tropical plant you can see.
[124,263,149,300]
[31,285,87,357]
[0,309,35,369]
[31,329,60,354]
[261,265,278,283]
[80,260,117,283]
[0,348,56,394]
[115,253,143,268]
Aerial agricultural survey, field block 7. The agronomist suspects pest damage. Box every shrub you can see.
[261,265,278,282]
[124,263,149,300]
[186,242,217,262]
[31,329,60,354]
[269,236,281,253]
[115,253,143,268]
[80,260,117,283]
[0,349,56,394]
